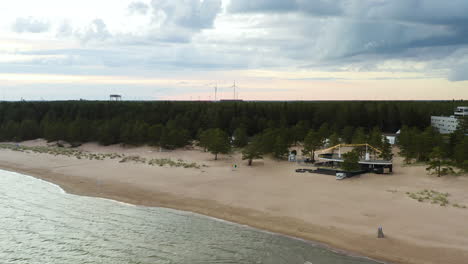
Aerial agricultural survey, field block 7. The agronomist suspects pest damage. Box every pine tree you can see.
[148,124,164,146]
[426,147,454,177]
[18,120,39,141]
[205,129,231,160]
[380,137,393,160]
[342,149,360,172]
[352,127,367,144]
[454,137,468,167]
[302,130,323,162]
[328,132,341,146]
[318,123,330,142]
[232,127,248,147]
[273,135,289,159]
[398,126,417,164]
[242,136,264,166]
[198,129,212,152]
[291,120,309,145]
[341,126,354,144]
[368,126,383,149]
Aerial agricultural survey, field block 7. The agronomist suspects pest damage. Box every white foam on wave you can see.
[0,169,138,207]
[0,169,66,194]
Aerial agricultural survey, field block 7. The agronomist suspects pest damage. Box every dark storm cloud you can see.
[227,0,468,78]
[229,0,342,16]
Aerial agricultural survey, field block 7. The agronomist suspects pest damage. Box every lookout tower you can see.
[110,94,122,101]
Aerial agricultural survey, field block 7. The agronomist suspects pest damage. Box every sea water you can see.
[0,170,382,264]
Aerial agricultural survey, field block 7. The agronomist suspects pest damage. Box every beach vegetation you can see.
[242,135,264,166]
[341,126,354,144]
[273,135,289,159]
[380,137,393,161]
[302,130,323,162]
[0,101,466,171]
[341,149,360,172]
[328,132,341,147]
[352,127,367,144]
[368,126,383,149]
[317,123,330,142]
[406,190,465,208]
[291,120,310,145]
[232,127,248,148]
[426,147,455,177]
[0,143,202,169]
[203,129,231,160]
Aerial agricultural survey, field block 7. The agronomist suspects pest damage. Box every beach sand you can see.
[1,139,467,264]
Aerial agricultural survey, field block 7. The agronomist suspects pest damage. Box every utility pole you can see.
[214,84,218,101]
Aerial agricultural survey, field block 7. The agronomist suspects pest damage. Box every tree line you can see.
[398,117,468,174]
[0,100,461,143]
[0,100,466,171]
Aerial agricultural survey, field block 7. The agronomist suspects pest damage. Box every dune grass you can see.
[0,143,202,169]
[406,189,466,208]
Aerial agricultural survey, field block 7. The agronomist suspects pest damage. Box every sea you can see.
[0,169,383,264]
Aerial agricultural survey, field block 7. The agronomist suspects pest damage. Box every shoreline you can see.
[4,167,386,264]
[1,141,468,264]
[0,165,389,264]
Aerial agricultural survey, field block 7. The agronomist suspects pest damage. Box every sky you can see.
[1,0,468,101]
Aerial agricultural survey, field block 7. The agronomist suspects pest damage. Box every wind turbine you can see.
[214,83,218,101]
[231,81,238,100]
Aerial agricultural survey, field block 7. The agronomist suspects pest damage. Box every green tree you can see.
[426,147,454,177]
[242,136,264,166]
[341,126,354,144]
[0,121,20,141]
[291,120,309,145]
[454,137,468,166]
[273,135,289,159]
[318,123,330,142]
[148,124,164,146]
[398,126,418,164]
[232,127,248,147]
[416,127,443,162]
[352,127,367,144]
[328,132,341,146]
[160,127,190,149]
[302,130,323,162]
[368,126,383,149]
[205,129,231,160]
[97,118,122,146]
[380,137,393,160]
[257,128,278,154]
[18,120,40,141]
[198,129,212,152]
[342,149,360,172]
[67,118,92,143]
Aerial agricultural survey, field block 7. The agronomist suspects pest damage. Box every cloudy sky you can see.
[1,0,468,101]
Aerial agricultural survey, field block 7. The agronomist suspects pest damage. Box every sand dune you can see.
[1,139,467,264]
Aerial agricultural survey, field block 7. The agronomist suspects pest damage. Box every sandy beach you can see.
[1,139,468,264]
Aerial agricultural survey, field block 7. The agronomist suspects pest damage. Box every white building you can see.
[431,106,468,134]
[384,130,400,145]
[454,106,468,117]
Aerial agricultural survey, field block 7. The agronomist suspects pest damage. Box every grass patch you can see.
[406,189,466,208]
[0,143,203,169]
